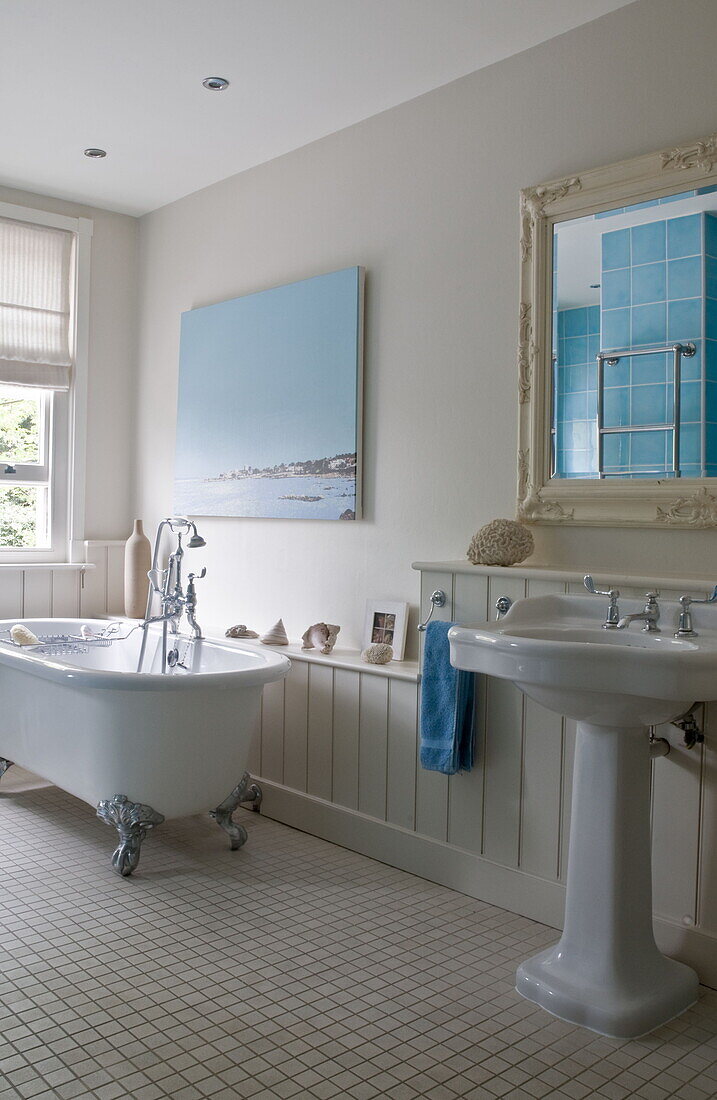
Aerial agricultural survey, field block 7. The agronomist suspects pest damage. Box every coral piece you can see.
[225,624,259,639]
[301,622,340,655]
[467,519,534,567]
[260,619,289,645]
[10,624,39,646]
[361,642,393,665]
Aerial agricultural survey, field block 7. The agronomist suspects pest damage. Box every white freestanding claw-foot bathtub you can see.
[0,619,290,875]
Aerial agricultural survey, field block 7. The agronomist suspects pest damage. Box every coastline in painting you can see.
[175,473,356,520]
[176,451,357,520]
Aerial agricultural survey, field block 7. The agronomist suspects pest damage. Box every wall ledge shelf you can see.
[219,635,419,682]
[412,559,717,593]
[0,562,94,572]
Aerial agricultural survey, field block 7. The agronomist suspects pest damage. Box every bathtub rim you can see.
[0,618,291,691]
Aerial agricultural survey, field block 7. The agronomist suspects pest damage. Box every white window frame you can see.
[0,201,92,563]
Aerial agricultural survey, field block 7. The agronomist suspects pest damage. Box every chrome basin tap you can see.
[674,586,717,638]
[617,592,660,632]
[583,575,620,628]
[140,518,207,669]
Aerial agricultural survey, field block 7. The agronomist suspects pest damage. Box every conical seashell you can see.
[260,619,289,646]
[225,624,259,639]
[301,622,340,655]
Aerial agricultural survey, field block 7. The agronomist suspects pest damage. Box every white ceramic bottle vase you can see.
[124,519,151,618]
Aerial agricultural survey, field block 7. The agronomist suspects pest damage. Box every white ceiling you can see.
[0,0,635,217]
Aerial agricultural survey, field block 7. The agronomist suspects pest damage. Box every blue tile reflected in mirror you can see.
[552,188,717,479]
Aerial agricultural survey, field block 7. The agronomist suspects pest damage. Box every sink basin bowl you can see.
[448,591,709,1038]
[448,594,714,726]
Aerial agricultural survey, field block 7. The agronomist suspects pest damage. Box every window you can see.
[0,385,51,547]
[0,205,91,560]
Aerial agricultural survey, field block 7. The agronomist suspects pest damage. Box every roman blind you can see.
[0,216,74,390]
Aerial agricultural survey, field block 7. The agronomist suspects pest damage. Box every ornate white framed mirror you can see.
[517,131,717,528]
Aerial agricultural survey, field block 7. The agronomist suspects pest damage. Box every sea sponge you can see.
[467,519,534,567]
[361,642,393,665]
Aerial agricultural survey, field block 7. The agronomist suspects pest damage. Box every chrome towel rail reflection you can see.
[418,589,447,631]
[596,342,696,478]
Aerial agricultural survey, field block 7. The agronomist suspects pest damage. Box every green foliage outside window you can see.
[0,486,38,547]
[0,392,39,462]
[0,390,41,547]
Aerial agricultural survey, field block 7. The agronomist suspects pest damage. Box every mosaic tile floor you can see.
[0,769,715,1099]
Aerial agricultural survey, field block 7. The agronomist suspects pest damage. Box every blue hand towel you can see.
[420,620,476,774]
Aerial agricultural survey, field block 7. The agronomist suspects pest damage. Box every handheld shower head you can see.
[188,523,206,549]
[165,517,205,548]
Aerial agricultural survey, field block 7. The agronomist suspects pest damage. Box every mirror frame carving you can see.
[517,130,717,528]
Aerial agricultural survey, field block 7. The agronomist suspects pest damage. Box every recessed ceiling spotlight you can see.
[202,76,229,91]
[84,147,107,158]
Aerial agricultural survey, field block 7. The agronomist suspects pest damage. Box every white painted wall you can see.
[0,184,138,541]
[134,0,717,656]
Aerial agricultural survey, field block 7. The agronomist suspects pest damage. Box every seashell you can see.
[467,518,534,567]
[10,624,40,646]
[80,625,102,639]
[361,642,393,665]
[301,622,340,655]
[225,624,259,639]
[260,618,289,646]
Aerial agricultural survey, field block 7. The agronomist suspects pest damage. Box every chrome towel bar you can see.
[418,589,447,631]
[596,342,696,479]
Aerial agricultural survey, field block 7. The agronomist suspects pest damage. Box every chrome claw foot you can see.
[96,795,165,877]
[0,758,14,780]
[210,772,262,850]
[212,809,248,851]
[245,780,262,812]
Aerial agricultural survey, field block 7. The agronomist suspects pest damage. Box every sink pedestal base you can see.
[516,722,698,1038]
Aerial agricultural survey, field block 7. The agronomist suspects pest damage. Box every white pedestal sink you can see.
[449,592,708,1038]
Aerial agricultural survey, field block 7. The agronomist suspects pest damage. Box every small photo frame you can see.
[363,600,409,661]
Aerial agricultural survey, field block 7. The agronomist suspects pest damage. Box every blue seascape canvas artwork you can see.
[174,267,363,520]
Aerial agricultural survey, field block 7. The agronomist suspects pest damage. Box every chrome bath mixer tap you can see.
[139,517,207,671]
